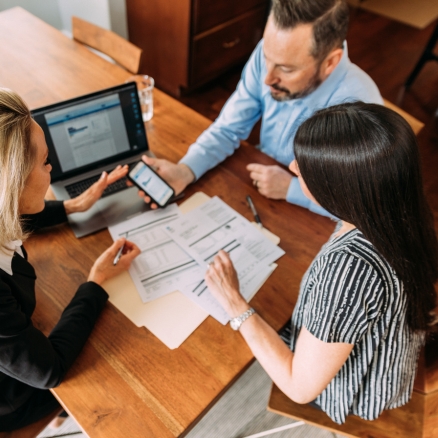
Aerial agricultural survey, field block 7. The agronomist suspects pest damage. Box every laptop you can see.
[31,82,154,238]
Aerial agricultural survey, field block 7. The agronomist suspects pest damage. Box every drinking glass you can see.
[126,75,155,122]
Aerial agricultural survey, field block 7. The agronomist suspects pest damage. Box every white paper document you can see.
[108,205,199,302]
[164,196,285,324]
[105,192,284,346]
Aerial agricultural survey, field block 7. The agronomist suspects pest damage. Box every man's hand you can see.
[64,165,129,215]
[246,164,292,200]
[132,155,195,209]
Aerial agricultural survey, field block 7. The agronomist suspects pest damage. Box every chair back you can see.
[268,383,430,438]
[383,98,424,135]
[72,16,142,74]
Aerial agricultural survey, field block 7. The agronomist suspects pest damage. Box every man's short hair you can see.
[271,0,349,61]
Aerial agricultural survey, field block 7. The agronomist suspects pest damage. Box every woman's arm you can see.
[0,278,108,388]
[205,250,353,403]
[22,200,68,231]
[22,166,129,231]
[0,239,139,388]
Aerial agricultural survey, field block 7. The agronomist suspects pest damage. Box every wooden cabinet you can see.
[126,0,269,96]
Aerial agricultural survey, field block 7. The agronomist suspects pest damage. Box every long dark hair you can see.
[294,102,438,331]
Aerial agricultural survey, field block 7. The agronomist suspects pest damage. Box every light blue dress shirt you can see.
[180,40,383,217]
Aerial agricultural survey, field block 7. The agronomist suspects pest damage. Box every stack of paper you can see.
[108,195,285,325]
[163,196,285,323]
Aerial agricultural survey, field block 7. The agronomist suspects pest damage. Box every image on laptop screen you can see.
[32,83,148,182]
[45,94,131,173]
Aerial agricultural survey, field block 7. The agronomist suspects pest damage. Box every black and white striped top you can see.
[287,226,424,424]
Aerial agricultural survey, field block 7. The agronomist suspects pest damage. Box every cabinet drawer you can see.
[190,7,266,87]
[193,0,267,34]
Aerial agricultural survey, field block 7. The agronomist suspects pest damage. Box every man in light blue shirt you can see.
[140,0,382,216]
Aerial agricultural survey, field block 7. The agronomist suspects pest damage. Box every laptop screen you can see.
[32,83,148,182]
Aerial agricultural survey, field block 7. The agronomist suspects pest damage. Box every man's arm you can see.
[286,177,335,218]
[179,41,265,180]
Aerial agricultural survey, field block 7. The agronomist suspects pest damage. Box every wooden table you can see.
[0,7,336,437]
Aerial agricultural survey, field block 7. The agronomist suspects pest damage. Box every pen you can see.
[113,243,125,266]
[246,195,263,227]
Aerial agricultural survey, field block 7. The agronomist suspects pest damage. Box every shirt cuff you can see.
[286,177,335,219]
[286,177,311,208]
[179,152,207,181]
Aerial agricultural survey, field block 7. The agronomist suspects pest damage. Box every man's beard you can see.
[270,67,322,102]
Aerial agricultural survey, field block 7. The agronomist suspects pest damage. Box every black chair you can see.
[405,22,438,89]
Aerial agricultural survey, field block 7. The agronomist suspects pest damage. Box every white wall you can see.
[0,0,63,29]
[58,0,111,34]
[0,0,128,38]
[107,0,128,39]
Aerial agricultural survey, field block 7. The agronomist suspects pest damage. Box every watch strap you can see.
[230,308,255,330]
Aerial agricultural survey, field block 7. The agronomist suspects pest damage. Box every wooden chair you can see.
[383,98,424,135]
[0,408,63,438]
[258,332,438,438]
[266,384,428,438]
[72,16,143,74]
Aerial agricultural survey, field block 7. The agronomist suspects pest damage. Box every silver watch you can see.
[230,308,255,331]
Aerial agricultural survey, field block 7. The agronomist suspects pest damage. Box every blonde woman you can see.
[0,89,140,431]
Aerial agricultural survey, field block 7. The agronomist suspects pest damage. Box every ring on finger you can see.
[253,180,258,188]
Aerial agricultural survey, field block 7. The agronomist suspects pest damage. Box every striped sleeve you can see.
[303,251,384,345]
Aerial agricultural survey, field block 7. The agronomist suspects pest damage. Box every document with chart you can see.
[108,205,199,302]
[164,196,285,323]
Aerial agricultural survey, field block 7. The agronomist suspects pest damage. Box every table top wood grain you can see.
[0,7,337,437]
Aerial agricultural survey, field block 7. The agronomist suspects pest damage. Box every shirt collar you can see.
[0,240,23,275]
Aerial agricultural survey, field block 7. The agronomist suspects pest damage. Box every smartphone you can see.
[128,161,175,208]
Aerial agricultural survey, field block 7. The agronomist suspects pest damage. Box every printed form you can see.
[108,196,284,324]
[108,205,199,302]
[164,196,285,323]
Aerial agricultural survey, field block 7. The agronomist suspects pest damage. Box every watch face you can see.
[230,318,240,331]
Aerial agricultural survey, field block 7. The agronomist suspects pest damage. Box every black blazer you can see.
[0,201,108,416]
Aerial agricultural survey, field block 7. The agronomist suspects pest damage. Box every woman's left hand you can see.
[63,165,129,214]
[204,250,250,318]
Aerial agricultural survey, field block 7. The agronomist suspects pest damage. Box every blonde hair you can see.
[0,88,36,251]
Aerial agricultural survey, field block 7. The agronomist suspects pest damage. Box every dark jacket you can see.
[0,201,108,416]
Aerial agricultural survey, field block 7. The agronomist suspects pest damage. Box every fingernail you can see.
[100,171,107,179]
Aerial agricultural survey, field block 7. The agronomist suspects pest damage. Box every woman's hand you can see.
[64,165,129,215]
[204,250,250,318]
[88,238,141,286]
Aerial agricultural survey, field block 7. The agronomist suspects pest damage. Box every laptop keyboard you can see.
[65,173,128,199]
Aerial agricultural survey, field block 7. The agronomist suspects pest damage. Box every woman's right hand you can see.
[88,238,141,286]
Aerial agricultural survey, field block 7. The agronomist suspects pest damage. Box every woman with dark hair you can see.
[205,102,438,424]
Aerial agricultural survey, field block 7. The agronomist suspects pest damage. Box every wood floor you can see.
[178,9,438,227]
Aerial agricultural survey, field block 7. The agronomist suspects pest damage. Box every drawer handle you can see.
[222,38,241,49]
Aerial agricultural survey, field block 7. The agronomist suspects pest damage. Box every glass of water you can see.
[126,75,155,122]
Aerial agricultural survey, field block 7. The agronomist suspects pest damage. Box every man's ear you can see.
[320,48,343,80]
